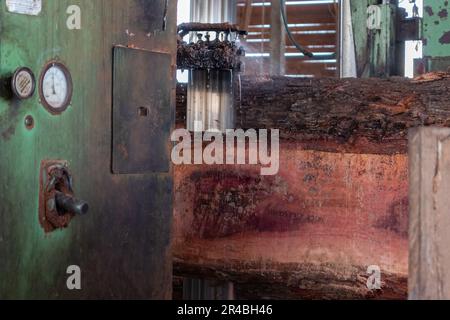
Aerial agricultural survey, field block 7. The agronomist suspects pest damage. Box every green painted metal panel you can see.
[423,0,450,58]
[0,0,177,299]
[351,1,397,77]
[351,0,379,77]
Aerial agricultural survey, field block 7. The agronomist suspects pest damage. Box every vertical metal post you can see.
[270,0,285,76]
[409,127,450,299]
[339,0,357,78]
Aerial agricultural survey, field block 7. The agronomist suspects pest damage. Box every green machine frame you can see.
[348,0,422,78]
[349,0,450,76]
[421,0,450,72]
[0,0,177,299]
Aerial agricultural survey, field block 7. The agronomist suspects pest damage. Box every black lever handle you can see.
[55,191,89,216]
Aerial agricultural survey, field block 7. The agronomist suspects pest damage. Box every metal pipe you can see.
[188,0,237,132]
[339,0,357,78]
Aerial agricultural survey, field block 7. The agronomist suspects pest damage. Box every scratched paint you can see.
[438,8,448,18]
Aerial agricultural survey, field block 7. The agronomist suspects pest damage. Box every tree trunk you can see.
[177,75,450,154]
[173,74,449,299]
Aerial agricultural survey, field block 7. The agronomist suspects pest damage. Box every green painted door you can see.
[0,0,176,299]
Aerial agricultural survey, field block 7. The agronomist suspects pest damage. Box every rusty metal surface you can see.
[177,23,246,71]
[397,17,422,41]
[112,47,172,174]
[38,160,79,233]
[178,37,245,71]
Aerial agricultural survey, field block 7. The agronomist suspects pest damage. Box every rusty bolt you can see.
[24,115,34,130]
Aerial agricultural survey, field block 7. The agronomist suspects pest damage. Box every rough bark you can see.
[174,260,407,300]
[172,75,447,299]
[177,75,450,154]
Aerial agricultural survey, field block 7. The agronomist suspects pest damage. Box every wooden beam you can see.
[409,127,450,300]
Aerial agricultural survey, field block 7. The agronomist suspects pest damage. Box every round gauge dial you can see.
[39,61,73,114]
[11,67,36,100]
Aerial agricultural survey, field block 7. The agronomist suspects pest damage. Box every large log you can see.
[177,74,450,154]
[173,74,449,299]
[173,144,409,299]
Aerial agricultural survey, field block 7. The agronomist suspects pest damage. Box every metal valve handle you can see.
[55,191,89,216]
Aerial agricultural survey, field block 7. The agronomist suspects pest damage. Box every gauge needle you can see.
[52,72,56,95]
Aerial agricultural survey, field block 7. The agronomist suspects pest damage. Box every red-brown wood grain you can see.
[173,143,408,299]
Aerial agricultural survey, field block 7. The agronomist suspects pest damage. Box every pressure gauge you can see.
[11,67,36,100]
[39,61,73,114]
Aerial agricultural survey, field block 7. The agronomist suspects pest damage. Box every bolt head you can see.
[46,198,56,212]
[24,115,34,130]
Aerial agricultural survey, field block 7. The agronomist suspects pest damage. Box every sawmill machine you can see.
[0,0,176,299]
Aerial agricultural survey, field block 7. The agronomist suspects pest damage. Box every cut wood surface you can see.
[173,145,409,299]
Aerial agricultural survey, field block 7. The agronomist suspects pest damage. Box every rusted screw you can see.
[24,115,34,130]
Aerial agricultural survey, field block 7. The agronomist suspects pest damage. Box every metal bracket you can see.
[39,160,88,233]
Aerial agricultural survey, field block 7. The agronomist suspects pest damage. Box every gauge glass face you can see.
[42,65,69,110]
[13,69,35,99]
